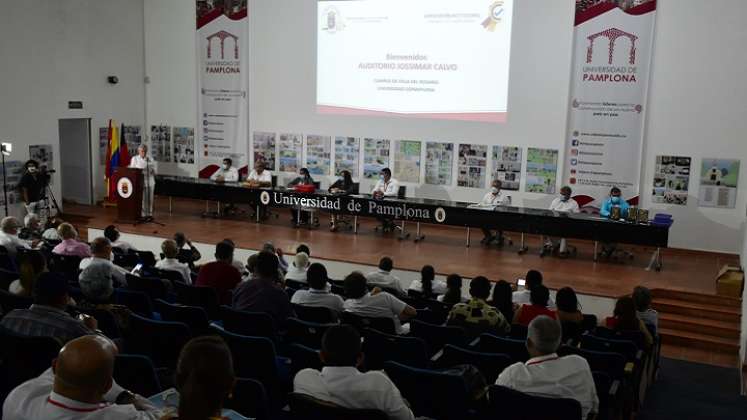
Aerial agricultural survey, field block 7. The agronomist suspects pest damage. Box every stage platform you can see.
[64,197,737,300]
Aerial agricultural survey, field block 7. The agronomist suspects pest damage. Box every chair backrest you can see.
[351,183,360,194]
[225,378,270,420]
[341,311,396,335]
[437,344,512,384]
[220,306,277,340]
[124,313,191,369]
[126,274,168,301]
[113,288,154,318]
[78,307,121,338]
[292,303,338,324]
[285,317,335,349]
[288,343,323,375]
[157,268,187,286]
[113,354,161,397]
[288,392,388,420]
[174,281,220,320]
[397,185,406,199]
[134,251,157,267]
[508,324,528,339]
[113,252,139,269]
[477,334,530,362]
[313,181,321,189]
[581,334,638,362]
[0,326,60,397]
[414,308,448,326]
[383,361,469,420]
[0,289,33,313]
[330,283,346,297]
[409,319,466,356]
[488,385,582,420]
[561,320,583,345]
[363,328,429,370]
[271,175,278,188]
[285,279,308,291]
[155,299,210,336]
[558,345,626,381]
[594,326,645,350]
[50,254,82,274]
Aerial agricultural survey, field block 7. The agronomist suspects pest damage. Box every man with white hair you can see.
[0,216,30,258]
[129,144,157,218]
[496,315,598,419]
[285,252,310,283]
[20,213,43,241]
[79,237,129,286]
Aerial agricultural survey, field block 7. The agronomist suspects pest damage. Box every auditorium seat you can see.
[341,311,396,335]
[133,250,157,267]
[126,273,168,301]
[284,317,335,350]
[225,378,270,420]
[174,281,221,320]
[0,326,60,400]
[434,344,512,384]
[220,306,278,342]
[124,313,190,370]
[592,371,620,420]
[113,354,161,397]
[285,279,309,291]
[414,307,448,326]
[475,334,530,363]
[0,289,32,313]
[288,392,388,420]
[78,307,121,338]
[288,343,323,376]
[487,384,582,420]
[155,299,210,337]
[409,319,466,356]
[362,328,429,370]
[292,303,338,324]
[114,288,155,319]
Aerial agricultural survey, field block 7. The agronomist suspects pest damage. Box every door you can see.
[58,118,93,205]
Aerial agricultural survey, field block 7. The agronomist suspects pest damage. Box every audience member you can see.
[232,251,294,326]
[79,237,129,285]
[291,263,344,314]
[555,287,583,323]
[496,316,598,419]
[168,336,235,420]
[104,225,136,253]
[285,252,310,283]
[488,280,516,324]
[0,216,30,258]
[243,253,259,281]
[262,241,288,273]
[41,216,63,241]
[79,260,116,303]
[512,270,555,308]
[294,325,415,420]
[222,239,247,276]
[9,250,46,297]
[1,272,98,345]
[2,335,161,419]
[408,265,447,298]
[343,271,416,335]
[174,232,201,268]
[196,241,242,305]
[19,213,43,241]
[632,286,658,330]
[155,239,192,284]
[447,276,510,335]
[438,274,466,304]
[606,296,653,349]
[52,223,91,258]
[365,257,405,296]
[296,243,311,257]
[514,285,557,326]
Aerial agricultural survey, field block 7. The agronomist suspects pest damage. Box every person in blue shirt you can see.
[599,186,629,219]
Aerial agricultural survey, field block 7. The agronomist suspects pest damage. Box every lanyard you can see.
[526,356,559,366]
[47,397,109,412]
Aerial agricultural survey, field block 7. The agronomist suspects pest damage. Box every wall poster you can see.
[363,138,390,179]
[334,136,360,178]
[492,146,522,191]
[425,142,453,186]
[173,127,195,164]
[457,144,487,188]
[652,155,690,205]
[393,140,421,183]
[253,131,276,169]
[278,133,303,172]
[526,148,558,194]
[150,124,172,162]
[698,158,740,209]
[306,135,332,176]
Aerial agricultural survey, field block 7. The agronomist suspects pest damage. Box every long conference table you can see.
[155,175,668,271]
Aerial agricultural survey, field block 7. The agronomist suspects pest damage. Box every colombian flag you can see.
[104,119,131,202]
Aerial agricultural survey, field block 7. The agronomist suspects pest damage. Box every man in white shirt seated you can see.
[155,239,192,284]
[244,160,272,188]
[210,157,240,182]
[544,186,580,256]
[294,325,415,420]
[365,257,405,296]
[79,237,129,286]
[496,315,598,420]
[478,180,511,246]
[285,252,310,283]
[371,168,400,232]
[103,225,136,253]
[343,272,416,335]
[0,216,31,258]
[512,270,555,308]
[2,334,162,419]
[291,263,344,314]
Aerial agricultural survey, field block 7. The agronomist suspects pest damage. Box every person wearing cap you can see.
[0,272,99,345]
[0,216,31,259]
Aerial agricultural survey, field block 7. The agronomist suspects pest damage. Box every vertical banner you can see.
[563,1,657,207]
[196,2,249,179]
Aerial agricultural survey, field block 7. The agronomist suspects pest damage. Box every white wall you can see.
[0,0,145,206]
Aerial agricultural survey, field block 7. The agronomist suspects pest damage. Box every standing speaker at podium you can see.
[129,144,157,218]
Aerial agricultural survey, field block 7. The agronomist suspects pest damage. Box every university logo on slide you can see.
[482,1,505,31]
[206,30,239,60]
[322,6,344,33]
[586,28,638,65]
[117,177,133,199]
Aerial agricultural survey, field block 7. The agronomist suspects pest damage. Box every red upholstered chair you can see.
[626,196,639,206]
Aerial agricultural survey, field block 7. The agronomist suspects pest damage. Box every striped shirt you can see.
[0,305,94,345]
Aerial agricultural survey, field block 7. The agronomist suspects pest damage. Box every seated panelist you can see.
[479,179,511,246]
[599,186,630,258]
[329,170,355,232]
[210,158,239,183]
[371,168,399,232]
[288,168,315,225]
[544,186,580,256]
[243,160,272,188]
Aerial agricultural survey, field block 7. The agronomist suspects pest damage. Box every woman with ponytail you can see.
[167,336,236,420]
[408,265,447,299]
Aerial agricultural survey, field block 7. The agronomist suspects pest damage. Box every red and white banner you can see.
[196,2,249,179]
[563,1,657,207]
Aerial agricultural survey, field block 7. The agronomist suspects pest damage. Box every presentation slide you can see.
[317,0,514,123]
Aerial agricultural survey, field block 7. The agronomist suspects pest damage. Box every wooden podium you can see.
[113,167,143,223]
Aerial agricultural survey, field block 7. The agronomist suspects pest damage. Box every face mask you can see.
[27,167,37,173]
[611,197,621,204]
[222,164,229,170]
[561,195,569,202]
[491,187,499,194]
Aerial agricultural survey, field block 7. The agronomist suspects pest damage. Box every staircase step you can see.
[651,288,742,308]
[658,327,740,352]
[658,313,740,339]
[652,298,741,323]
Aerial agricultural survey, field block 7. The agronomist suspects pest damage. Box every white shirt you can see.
[291,288,345,313]
[129,155,157,184]
[496,354,599,419]
[344,292,408,334]
[0,231,30,257]
[285,263,308,282]
[372,178,400,197]
[512,289,555,309]
[478,190,511,207]
[549,197,580,213]
[79,257,129,285]
[408,279,447,295]
[155,258,192,285]
[248,169,272,184]
[294,366,414,420]
[2,368,163,420]
[366,270,405,296]
[210,166,239,182]
[111,240,136,253]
